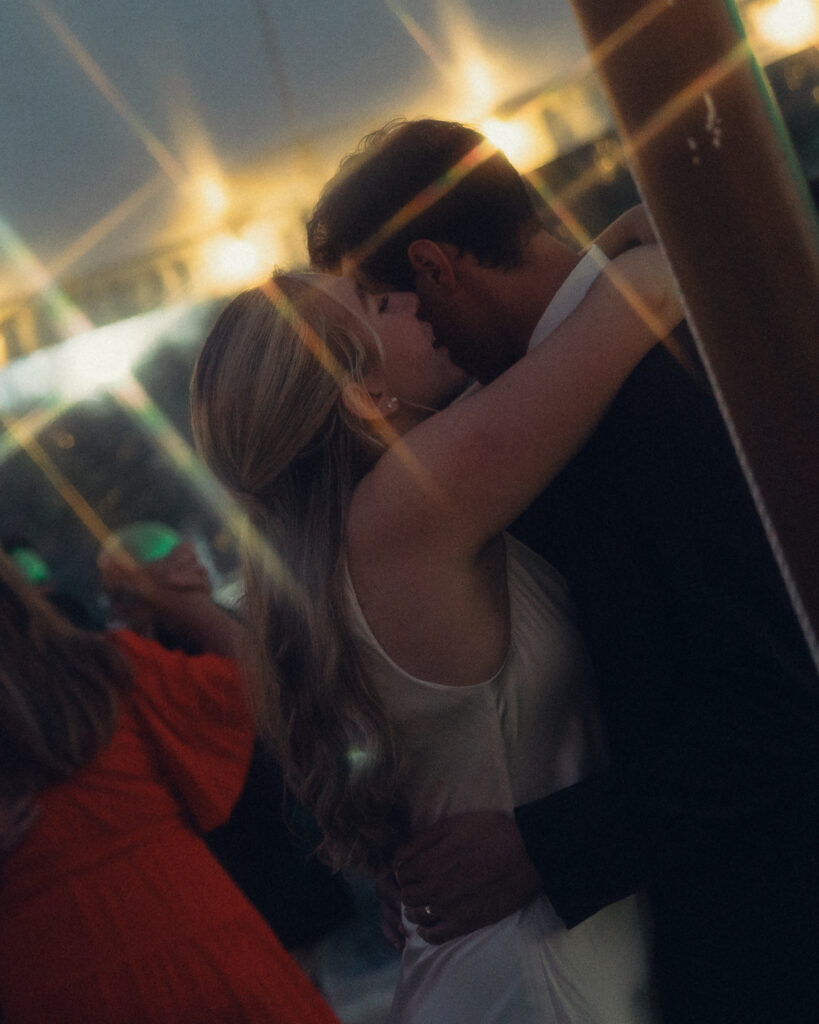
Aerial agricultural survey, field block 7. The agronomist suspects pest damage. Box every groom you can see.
[307,119,819,1023]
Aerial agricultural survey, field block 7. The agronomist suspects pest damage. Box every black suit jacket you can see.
[510,344,819,1022]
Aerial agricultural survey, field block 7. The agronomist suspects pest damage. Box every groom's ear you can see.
[407,240,456,293]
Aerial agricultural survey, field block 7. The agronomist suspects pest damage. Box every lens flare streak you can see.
[386,1,450,76]
[350,139,499,266]
[1,414,112,546]
[29,0,185,184]
[111,374,305,608]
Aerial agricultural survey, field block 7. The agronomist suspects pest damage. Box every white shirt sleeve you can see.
[527,245,610,351]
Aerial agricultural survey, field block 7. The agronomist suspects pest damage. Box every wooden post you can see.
[569,0,819,669]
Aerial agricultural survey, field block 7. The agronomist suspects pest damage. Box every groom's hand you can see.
[393,811,542,944]
[375,872,407,953]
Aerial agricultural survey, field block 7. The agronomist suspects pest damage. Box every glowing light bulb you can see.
[202,235,264,292]
[749,0,819,51]
[480,116,547,171]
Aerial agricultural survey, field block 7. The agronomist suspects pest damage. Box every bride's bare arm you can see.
[359,243,682,559]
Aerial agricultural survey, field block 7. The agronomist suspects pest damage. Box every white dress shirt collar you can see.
[527,244,609,351]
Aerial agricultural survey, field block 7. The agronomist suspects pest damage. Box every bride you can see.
[190,237,681,1022]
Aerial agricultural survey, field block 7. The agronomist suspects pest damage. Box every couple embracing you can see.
[192,119,819,1023]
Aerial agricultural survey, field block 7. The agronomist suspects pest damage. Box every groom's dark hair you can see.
[307,118,542,291]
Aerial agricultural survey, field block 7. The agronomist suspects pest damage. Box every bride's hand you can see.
[593,203,657,259]
[602,242,684,340]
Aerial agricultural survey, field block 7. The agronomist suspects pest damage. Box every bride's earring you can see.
[385,396,400,413]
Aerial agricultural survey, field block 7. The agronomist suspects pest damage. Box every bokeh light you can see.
[200,234,266,294]
[479,115,551,171]
[745,0,819,53]
[0,304,190,407]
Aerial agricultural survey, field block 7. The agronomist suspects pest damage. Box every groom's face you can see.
[412,274,476,370]
[345,255,520,385]
[410,262,522,385]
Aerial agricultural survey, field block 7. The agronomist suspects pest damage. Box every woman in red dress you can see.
[0,548,340,1024]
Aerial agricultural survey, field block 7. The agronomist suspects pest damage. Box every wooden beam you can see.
[569,0,819,669]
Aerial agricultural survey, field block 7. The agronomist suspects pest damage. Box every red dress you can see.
[0,631,340,1024]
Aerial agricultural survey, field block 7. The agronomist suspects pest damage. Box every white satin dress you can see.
[347,534,658,1024]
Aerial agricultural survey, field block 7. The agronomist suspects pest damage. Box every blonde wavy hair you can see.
[190,275,409,874]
